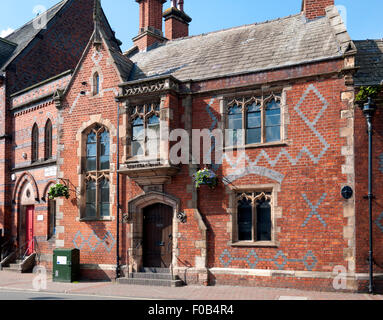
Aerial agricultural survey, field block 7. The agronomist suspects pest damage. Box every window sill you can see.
[223,140,290,151]
[230,241,279,248]
[77,217,115,222]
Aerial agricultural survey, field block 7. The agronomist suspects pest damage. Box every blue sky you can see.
[1,0,382,51]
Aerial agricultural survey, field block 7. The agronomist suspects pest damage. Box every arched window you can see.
[93,72,100,95]
[84,125,110,219]
[31,123,39,163]
[44,119,53,160]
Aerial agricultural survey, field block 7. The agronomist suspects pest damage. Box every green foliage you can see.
[194,168,218,189]
[48,183,70,200]
[355,85,381,102]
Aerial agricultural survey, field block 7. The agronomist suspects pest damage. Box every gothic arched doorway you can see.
[143,203,173,268]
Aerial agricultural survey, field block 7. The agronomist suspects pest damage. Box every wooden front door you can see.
[143,204,173,268]
[25,206,34,256]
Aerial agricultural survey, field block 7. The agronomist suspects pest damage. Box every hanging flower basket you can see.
[355,85,381,106]
[194,168,218,189]
[48,183,70,200]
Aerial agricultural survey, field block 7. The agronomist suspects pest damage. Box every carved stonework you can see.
[120,76,180,98]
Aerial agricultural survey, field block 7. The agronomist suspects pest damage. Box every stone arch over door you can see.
[127,191,180,273]
[13,172,40,203]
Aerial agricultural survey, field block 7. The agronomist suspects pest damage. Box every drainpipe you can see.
[359,97,376,294]
[115,98,121,279]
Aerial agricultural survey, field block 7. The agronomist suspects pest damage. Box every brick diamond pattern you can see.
[73,230,116,253]
[219,249,318,271]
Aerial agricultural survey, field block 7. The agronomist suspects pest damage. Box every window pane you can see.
[256,200,272,241]
[265,100,281,142]
[238,198,253,241]
[100,180,110,217]
[87,131,97,143]
[86,204,96,218]
[87,142,96,157]
[132,118,144,142]
[147,115,160,156]
[132,140,144,156]
[246,107,261,144]
[86,157,97,171]
[86,181,96,218]
[100,131,110,170]
[100,180,109,203]
[266,126,281,142]
[247,128,262,144]
[100,203,110,217]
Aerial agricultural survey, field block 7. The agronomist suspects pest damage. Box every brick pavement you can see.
[0,271,382,300]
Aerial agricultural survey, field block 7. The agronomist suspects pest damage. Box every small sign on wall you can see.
[44,166,57,177]
[57,256,67,265]
[37,215,44,221]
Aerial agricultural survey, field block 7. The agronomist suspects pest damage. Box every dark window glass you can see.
[238,197,253,241]
[44,120,52,160]
[86,180,97,218]
[86,131,97,171]
[246,102,261,144]
[228,105,242,146]
[256,198,272,241]
[265,100,281,142]
[31,124,39,163]
[100,130,110,170]
[99,179,110,217]
[48,199,56,239]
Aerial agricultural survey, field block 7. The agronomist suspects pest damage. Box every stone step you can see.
[129,272,176,280]
[8,263,22,270]
[117,277,183,287]
[141,267,171,274]
[1,266,22,273]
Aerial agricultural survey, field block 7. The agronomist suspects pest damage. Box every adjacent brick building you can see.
[1,0,383,293]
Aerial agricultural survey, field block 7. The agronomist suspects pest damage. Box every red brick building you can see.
[1,0,383,293]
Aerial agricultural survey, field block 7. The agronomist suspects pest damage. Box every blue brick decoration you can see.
[73,230,116,253]
[379,154,383,174]
[301,193,328,228]
[219,249,318,271]
[376,212,383,233]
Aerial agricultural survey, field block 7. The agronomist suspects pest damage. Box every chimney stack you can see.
[133,0,167,51]
[163,0,192,40]
[302,0,334,20]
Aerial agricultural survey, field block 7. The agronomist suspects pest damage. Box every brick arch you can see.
[42,181,57,202]
[13,172,40,203]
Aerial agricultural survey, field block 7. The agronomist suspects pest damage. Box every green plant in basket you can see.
[194,168,218,189]
[48,183,70,200]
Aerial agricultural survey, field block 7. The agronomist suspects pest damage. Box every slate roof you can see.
[0,38,16,67]
[127,8,352,82]
[0,0,69,70]
[354,40,383,86]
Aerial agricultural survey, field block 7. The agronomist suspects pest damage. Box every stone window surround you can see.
[74,116,117,222]
[227,183,282,248]
[220,87,290,150]
[124,95,171,163]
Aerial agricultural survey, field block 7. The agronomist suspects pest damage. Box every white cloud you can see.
[0,27,14,38]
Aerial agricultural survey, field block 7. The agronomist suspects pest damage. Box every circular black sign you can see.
[341,186,353,200]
